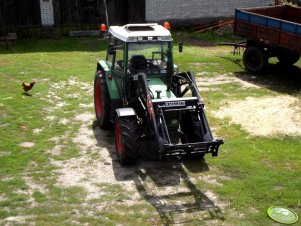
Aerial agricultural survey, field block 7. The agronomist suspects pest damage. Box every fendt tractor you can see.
[94,23,223,165]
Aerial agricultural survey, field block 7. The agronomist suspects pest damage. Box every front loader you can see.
[94,23,223,164]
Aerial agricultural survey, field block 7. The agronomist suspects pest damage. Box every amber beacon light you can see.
[163,21,170,30]
[99,23,107,32]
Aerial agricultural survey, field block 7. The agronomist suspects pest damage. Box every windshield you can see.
[128,42,171,75]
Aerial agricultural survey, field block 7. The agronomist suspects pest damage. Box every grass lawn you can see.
[0,33,300,225]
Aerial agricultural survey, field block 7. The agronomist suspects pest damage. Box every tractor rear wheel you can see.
[94,72,111,128]
[243,46,267,73]
[114,115,139,165]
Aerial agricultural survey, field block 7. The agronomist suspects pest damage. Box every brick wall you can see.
[146,0,274,22]
[40,0,54,26]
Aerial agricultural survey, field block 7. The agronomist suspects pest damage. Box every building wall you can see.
[146,0,274,23]
[40,0,54,26]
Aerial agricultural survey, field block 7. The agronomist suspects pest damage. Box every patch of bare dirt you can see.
[1,215,35,225]
[54,101,68,109]
[79,103,94,108]
[48,131,70,144]
[49,145,63,156]
[45,115,56,121]
[0,194,7,201]
[75,113,95,123]
[51,112,138,201]
[0,151,10,157]
[14,188,37,207]
[199,175,223,187]
[46,91,62,101]
[214,95,301,136]
[41,78,91,112]
[196,74,260,89]
[22,176,48,206]
[273,185,284,191]
[58,118,69,125]
[19,142,35,148]
[32,128,43,134]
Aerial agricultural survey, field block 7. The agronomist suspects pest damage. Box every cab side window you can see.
[106,51,114,67]
[114,41,124,72]
[106,36,114,66]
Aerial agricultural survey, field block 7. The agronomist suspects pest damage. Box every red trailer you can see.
[234,5,301,72]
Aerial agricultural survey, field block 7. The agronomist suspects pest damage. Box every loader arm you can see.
[128,72,164,151]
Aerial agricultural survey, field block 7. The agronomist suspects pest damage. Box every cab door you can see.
[111,40,126,98]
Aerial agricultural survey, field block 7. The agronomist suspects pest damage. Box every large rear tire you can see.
[243,46,267,73]
[94,72,111,128]
[115,115,139,165]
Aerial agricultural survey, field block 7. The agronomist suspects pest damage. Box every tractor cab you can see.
[105,24,178,99]
[107,23,173,73]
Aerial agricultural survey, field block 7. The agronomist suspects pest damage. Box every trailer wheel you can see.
[94,72,111,128]
[243,46,267,73]
[115,116,139,165]
[277,51,300,66]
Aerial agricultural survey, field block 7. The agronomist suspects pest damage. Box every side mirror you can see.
[108,43,116,55]
[179,42,183,53]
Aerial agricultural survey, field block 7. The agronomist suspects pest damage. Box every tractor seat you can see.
[129,55,148,73]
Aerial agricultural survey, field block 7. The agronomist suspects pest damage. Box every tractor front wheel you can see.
[115,115,139,165]
[94,72,111,128]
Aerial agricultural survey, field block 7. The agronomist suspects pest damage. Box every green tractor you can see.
[94,23,223,165]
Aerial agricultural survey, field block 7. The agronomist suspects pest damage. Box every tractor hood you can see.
[148,78,176,100]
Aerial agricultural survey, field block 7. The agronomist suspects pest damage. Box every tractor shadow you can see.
[133,160,225,225]
[92,121,225,225]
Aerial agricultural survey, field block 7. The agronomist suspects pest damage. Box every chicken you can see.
[22,81,36,93]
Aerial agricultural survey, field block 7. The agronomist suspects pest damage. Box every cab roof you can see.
[109,23,172,42]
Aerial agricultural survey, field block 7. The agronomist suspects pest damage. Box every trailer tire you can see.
[115,115,139,165]
[243,46,267,73]
[277,51,300,66]
[94,72,111,129]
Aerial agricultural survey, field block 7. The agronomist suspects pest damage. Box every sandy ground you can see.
[194,72,301,137]
[214,95,301,137]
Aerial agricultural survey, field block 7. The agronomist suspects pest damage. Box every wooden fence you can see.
[0,0,41,31]
[54,0,145,27]
[0,0,145,33]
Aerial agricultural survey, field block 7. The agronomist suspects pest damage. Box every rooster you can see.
[22,81,36,93]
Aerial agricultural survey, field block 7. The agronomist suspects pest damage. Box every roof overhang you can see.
[109,23,172,42]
